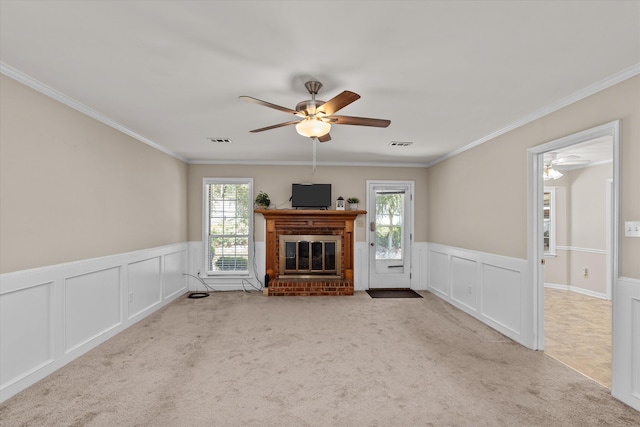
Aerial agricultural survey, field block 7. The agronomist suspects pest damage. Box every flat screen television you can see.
[291,184,332,209]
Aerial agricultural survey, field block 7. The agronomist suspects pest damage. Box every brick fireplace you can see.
[254,209,365,296]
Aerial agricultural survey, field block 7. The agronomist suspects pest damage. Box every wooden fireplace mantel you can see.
[254,209,366,295]
[254,209,366,221]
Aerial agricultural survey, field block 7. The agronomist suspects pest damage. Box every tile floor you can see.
[544,288,612,388]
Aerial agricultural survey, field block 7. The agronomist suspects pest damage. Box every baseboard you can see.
[0,242,189,403]
[426,243,531,348]
[544,282,609,300]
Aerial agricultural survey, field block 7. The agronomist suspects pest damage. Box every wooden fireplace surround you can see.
[255,209,366,296]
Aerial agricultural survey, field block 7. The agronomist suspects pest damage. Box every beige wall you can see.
[427,75,640,279]
[188,164,428,243]
[3,70,638,280]
[568,164,612,250]
[544,164,612,294]
[0,75,188,273]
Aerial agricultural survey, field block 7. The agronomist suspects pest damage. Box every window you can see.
[543,187,556,256]
[203,178,253,275]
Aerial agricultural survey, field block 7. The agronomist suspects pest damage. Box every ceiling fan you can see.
[543,152,591,180]
[544,152,591,170]
[239,81,391,142]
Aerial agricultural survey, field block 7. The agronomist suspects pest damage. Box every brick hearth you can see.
[267,278,354,296]
[254,209,365,296]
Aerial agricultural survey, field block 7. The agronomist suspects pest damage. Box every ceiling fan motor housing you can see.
[304,80,323,95]
[296,100,326,115]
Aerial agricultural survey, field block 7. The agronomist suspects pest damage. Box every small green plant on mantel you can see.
[255,191,271,208]
[347,197,360,210]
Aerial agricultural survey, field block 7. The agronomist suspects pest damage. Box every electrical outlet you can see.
[129,291,134,303]
[582,267,588,278]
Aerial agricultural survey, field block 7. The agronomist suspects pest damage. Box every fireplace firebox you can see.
[279,235,342,278]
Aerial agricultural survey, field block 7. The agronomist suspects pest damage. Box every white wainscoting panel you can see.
[482,264,522,335]
[354,242,368,291]
[0,243,188,403]
[186,241,266,291]
[0,281,53,392]
[450,256,477,310]
[427,243,530,347]
[164,250,188,299]
[428,249,449,297]
[411,242,429,290]
[633,298,640,400]
[65,267,121,353]
[128,257,162,319]
[612,276,640,411]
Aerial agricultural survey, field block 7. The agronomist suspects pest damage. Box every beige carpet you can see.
[1,291,638,426]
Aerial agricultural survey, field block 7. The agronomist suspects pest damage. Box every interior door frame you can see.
[527,120,620,350]
[366,180,415,289]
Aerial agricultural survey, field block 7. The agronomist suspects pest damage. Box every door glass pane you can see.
[285,242,297,270]
[325,242,336,271]
[298,241,309,270]
[311,242,323,270]
[375,193,403,260]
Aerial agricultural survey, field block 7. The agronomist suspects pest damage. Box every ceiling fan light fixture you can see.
[295,118,331,138]
[544,165,563,180]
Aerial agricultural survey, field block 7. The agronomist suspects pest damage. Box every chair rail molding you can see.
[427,242,531,348]
[0,243,189,403]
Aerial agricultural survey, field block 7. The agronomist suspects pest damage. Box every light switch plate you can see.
[625,221,640,237]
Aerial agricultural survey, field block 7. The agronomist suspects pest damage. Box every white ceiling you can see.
[1,1,639,166]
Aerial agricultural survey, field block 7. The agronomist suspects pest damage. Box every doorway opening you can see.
[366,180,414,289]
[528,121,619,389]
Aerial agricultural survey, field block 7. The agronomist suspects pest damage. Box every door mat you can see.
[366,289,423,298]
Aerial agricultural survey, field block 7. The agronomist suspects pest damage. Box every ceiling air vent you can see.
[207,137,232,143]
[389,141,413,147]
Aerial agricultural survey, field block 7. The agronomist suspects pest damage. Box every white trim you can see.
[528,120,620,351]
[556,246,607,255]
[202,178,254,277]
[0,62,188,163]
[612,276,640,411]
[5,60,636,169]
[427,64,639,168]
[188,159,430,167]
[544,282,608,300]
[543,187,557,256]
[0,243,189,403]
[366,180,415,289]
[427,243,531,347]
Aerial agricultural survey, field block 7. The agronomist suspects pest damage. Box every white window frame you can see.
[202,177,254,277]
[543,186,557,257]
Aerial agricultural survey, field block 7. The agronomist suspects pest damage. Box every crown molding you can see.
[425,63,640,168]
[187,159,430,167]
[0,62,188,163]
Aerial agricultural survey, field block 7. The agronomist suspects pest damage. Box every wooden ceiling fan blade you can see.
[317,91,360,115]
[329,115,391,127]
[239,96,300,115]
[318,133,332,143]
[249,120,301,133]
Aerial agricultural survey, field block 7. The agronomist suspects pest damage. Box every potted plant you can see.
[347,197,360,210]
[255,191,271,209]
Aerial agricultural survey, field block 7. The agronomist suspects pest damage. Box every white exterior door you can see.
[367,181,413,289]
